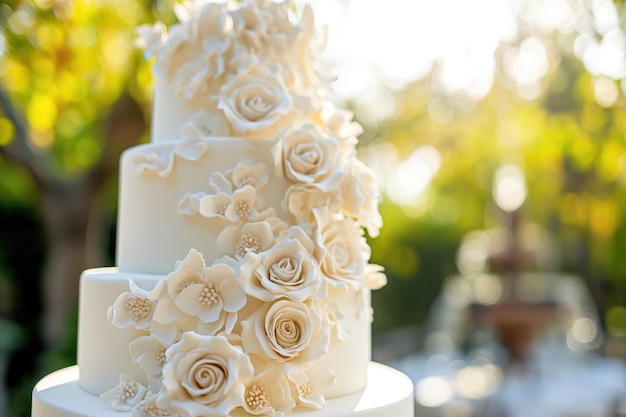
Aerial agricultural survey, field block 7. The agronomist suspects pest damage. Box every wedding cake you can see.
[31,1,414,416]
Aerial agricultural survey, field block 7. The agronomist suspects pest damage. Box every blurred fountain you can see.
[392,163,626,417]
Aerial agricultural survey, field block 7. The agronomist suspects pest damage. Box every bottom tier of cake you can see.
[32,362,414,417]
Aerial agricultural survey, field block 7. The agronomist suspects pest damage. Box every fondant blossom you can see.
[230,162,269,190]
[177,192,205,216]
[242,368,295,416]
[364,263,387,290]
[283,183,341,224]
[239,227,323,302]
[320,103,363,141]
[218,221,275,260]
[224,185,259,222]
[273,124,343,189]
[100,374,147,412]
[181,109,229,139]
[318,299,351,342]
[171,3,232,100]
[108,280,161,330]
[241,300,329,370]
[130,151,175,178]
[198,192,232,219]
[132,391,176,417]
[217,65,292,133]
[153,249,246,330]
[288,367,336,409]
[313,208,369,289]
[129,333,176,387]
[157,333,253,417]
[174,262,246,324]
[341,158,383,238]
[135,22,167,60]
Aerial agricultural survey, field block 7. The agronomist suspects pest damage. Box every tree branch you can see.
[0,87,51,188]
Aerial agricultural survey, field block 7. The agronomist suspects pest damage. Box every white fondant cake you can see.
[32,1,414,416]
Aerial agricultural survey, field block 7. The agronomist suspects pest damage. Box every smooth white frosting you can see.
[77,268,371,400]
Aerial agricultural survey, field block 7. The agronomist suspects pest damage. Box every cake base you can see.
[32,362,414,417]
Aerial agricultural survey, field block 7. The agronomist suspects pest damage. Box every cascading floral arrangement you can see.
[100,1,386,416]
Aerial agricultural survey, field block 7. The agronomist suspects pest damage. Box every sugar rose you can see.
[313,208,369,289]
[239,227,323,302]
[241,300,329,370]
[217,65,292,134]
[157,333,253,417]
[273,124,342,189]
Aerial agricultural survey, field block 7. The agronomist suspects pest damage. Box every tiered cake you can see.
[31,1,414,416]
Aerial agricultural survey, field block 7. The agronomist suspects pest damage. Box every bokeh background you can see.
[1,0,626,416]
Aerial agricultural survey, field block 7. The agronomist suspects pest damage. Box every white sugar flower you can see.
[174,261,246,324]
[100,374,147,412]
[218,221,275,260]
[320,103,363,140]
[283,183,341,224]
[230,162,269,190]
[130,151,175,178]
[241,300,329,370]
[154,249,246,328]
[313,208,369,289]
[157,333,253,417]
[288,367,336,410]
[129,333,176,385]
[181,109,229,139]
[242,368,295,416]
[341,158,383,238]
[177,192,206,216]
[132,391,176,417]
[239,226,323,302]
[199,192,232,219]
[108,280,160,330]
[273,124,343,189]
[217,65,292,134]
[224,185,259,222]
[135,22,167,60]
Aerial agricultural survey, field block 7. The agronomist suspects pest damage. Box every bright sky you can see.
[305,0,626,207]
[307,0,626,114]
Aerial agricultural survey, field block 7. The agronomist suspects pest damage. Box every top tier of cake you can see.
[147,0,328,144]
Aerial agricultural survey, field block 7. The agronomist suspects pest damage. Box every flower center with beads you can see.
[237,233,260,257]
[198,282,220,307]
[177,278,199,295]
[217,205,227,216]
[156,349,167,367]
[298,382,313,399]
[236,200,252,219]
[135,399,170,417]
[125,296,152,321]
[245,382,272,410]
[116,380,138,400]
[239,175,257,188]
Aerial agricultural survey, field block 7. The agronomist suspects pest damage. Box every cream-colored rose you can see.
[239,227,324,302]
[313,208,369,289]
[273,124,343,189]
[157,332,253,417]
[217,65,292,133]
[241,300,329,370]
[341,158,383,238]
